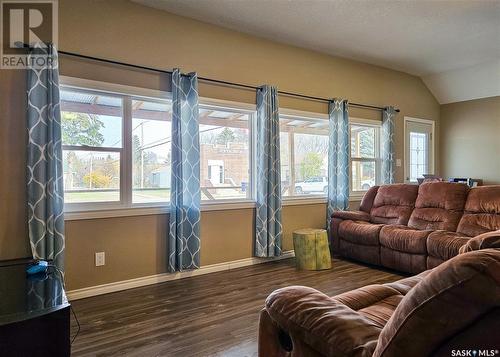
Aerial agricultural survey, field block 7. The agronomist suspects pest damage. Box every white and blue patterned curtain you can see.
[381,106,396,184]
[27,44,65,271]
[168,69,201,272]
[326,99,350,234]
[255,85,282,257]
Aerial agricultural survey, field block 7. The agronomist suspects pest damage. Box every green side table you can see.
[293,228,332,270]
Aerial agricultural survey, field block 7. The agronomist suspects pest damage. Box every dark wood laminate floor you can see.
[70,258,403,357]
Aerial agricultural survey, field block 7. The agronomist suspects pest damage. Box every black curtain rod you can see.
[58,50,400,113]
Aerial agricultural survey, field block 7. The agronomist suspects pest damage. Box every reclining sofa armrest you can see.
[459,229,500,254]
[265,286,380,357]
[331,210,371,222]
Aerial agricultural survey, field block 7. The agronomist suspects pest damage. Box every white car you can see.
[294,177,328,194]
[360,179,375,190]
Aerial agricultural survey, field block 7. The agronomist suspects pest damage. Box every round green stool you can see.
[293,228,332,270]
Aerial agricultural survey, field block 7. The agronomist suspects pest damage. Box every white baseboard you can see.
[67,250,295,301]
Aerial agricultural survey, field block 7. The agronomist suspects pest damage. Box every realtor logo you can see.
[0,0,58,69]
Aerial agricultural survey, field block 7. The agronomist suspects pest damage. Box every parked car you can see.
[295,176,328,194]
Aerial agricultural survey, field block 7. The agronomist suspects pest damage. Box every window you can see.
[199,106,253,201]
[61,81,254,212]
[280,115,329,197]
[350,122,380,195]
[61,89,123,204]
[404,118,434,183]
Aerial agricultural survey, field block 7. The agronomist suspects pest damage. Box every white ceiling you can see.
[134,0,500,103]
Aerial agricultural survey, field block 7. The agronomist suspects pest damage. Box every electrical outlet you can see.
[396,159,402,167]
[95,252,105,267]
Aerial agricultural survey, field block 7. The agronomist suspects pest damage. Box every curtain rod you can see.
[58,50,400,113]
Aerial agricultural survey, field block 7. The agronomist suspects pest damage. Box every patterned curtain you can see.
[381,106,396,184]
[326,99,350,234]
[255,85,282,257]
[27,44,65,271]
[168,69,201,272]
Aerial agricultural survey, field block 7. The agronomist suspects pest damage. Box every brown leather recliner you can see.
[258,231,500,357]
[331,182,500,273]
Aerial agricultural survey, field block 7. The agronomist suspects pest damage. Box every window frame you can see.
[60,76,257,218]
[349,117,382,200]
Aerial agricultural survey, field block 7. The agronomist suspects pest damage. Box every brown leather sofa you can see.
[259,231,500,357]
[331,182,500,273]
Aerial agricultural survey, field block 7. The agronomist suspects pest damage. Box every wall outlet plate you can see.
[95,252,105,266]
[396,159,402,167]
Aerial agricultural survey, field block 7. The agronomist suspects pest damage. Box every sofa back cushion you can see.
[359,185,379,213]
[407,182,468,231]
[457,185,500,237]
[373,249,500,357]
[370,184,419,225]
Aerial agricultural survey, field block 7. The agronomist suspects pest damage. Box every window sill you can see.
[64,201,258,221]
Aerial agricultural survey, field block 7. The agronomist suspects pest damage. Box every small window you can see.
[350,123,380,194]
[61,89,123,204]
[280,116,329,197]
[199,106,253,201]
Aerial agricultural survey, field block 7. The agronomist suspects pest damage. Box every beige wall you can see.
[0,0,440,290]
[440,96,500,185]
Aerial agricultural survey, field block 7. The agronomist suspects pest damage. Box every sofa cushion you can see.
[379,225,431,254]
[408,182,468,231]
[339,220,384,246]
[457,185,500,237]
[426,230,469,261]
[333,285,404,328]
[384,270,431,295]
[370,184,419,225]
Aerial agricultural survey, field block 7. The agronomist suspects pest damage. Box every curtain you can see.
[326,99,350,234]
[255,85,282,257]
[381,106,396,184]
[27,43,65,271]
[168,69,201,272]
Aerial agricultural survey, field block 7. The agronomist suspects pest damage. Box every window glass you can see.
[199,107,251,200]
[351,125,375,158]
[280,117,329,196]
[61,90,122,148]
[63,150,120,203]
[61,89,123,204]
[132,100,172,204]
[409,132,427,182]
[350,123,379,193]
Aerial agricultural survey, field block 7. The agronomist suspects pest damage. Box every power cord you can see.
[47,264,81,345]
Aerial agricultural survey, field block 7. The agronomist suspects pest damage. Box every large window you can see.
[61,82,254,211]
[280,115,329,197]
[350,122,380,195]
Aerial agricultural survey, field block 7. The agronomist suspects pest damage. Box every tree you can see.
[61,112,105,146]
[299,152,323,180]
[83,172,111,188]
[216,127,235,145]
